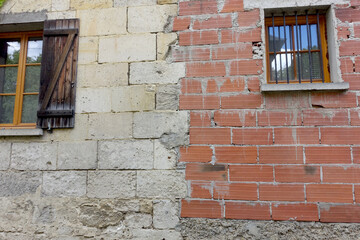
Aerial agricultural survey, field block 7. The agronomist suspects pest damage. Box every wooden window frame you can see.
[265,14,330,84]
[0,31,43,129]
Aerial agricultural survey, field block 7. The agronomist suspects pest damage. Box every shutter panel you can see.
[37,19,79,129]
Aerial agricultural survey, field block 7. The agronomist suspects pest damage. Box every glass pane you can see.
[269,26,292,53]
[297,52,322,80]
[21,95,38,123]
[0,39,21,65]
[0,67,18,93]
[27,38,43,63]
[0,95,15,124]
[295,24,319,51]
[24,66,41,93]
[269,53,295,82]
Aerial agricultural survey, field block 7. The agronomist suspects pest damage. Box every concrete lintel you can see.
[0,128,44,137]
[261,82,349,92]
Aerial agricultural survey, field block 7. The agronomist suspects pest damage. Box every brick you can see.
[221,28,262,43]
[212,44,253,60]
[173,16,191,31]
[179,31,219,46]
[305,147,351,164]
[190,181,212,198]
[354,147,360,163]
[355,186,360,203]
[187,62,226,77]
[238,9,260,27]
[193,15,232,30]
[173,47,211,62]
[355,57,360,71]
[214,110,256,127]
[186,163,228,181]
[260,184,304,202]
[258,111,301,126]
[230,60,263,75]
[303,109,349,126]
[190,128,231,144]
[214,182,257,200]
[307,184,353,203]
[206,77,245,93]
[259,146,303,164]
[352,0,360,6]
[265,92,310,109]
[355,24,360,38]
[180,95,220,110]
[221,94,262,109]
[320,204,360,223]
[337,25,351,40]
[340,40,360,56]
[215,146,257,164]
[321,127,360,145]
[247,76,260,92]
[272,203,319,222]
[220,0,244,12]
[181,200,222,218]
[180,146,213,163]
[226,202,271,220]
[323,166,360,183]
[181,79,202,94]
[190,111,212,127]
[342,74,360,90]
[275,166,320,183]
[274,128,319,145]
[233,128,273,145]
[229,165,273,182]
[340,58,355,74]
[179,0,218,16]
[336,8,360,23]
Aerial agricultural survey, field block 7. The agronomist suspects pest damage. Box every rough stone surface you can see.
[47,10,76,19]
[78,37,98,64]
[58,141,97,169]
[156,84,180,110]
[42,171,87,197]
[124,213,152,228]
[51,0,70,11]
[153,200,179,229]
[0,172,42,197]
[98,140,153,169]
[114,0,157,7]
[132,229,182,240]
[71,0,112,9]
[0,143,11,170]
[157,33,177,60]
[112,86,155,112]
[158,0,178,4]
[76,88,111,113]
[0,0,51,13]
[154,140,177,169]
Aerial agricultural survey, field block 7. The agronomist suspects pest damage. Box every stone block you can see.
[0,143,11,170]
[128,5,177,33]
[78,37,98,64]
[154,140,177,169]
[124,213,152,228]
[158,0,178,4]
[157,33,177,60]
[156,84,180,110]
[1,0,51,13]
[130,62,185,84]
[98,140,153,169]
[52,0,70,11]
[0,172,42,197]
[76,88,111,113]
[42,171,87,197]
[88,113,132,140]
[137,170,187,198]
[111,86,155,112]
[114,0,157,7]
[77,8,126,36]
[131,229,182,240]
[47,11,76,20]
[99,34,156,63]
[133,111,188,138]
[77,63,128,88]
[153,200,179,229]
[87,171,136,198]
[71,0,112,9]
[58,141,97,169]
[11,143,57,170]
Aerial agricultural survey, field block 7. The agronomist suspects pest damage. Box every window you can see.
[265,11,330,84]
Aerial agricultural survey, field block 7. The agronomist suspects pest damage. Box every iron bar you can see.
[272,14,278,84]
[317,10,325,83]
[306,10,313,83]
[295,12,302,83]
[283,12,290,83]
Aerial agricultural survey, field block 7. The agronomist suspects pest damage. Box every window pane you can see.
[295,24,319,51]
[21,95,38,123]
[297,52,322,80]
[27,38,43,63]
[0,95,15,123]
[269,26,292,53]
[24,66,41,93]
[270,53,295,82]
[0,67,18,93]
[0,39,21,65]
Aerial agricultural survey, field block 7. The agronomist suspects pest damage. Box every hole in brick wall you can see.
[252,41,263,59]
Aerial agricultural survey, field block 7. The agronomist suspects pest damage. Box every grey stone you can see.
[132,229,182,240]
[79,202,124,228]
[156,85,180,110]
[42,171,87,197]
[0,129,43,136]
[0,143,11,170]
[154,140,177,169]
[114,0,157,7]
[58,141,97,170]
[33,205,55,224]
[0,172,41,197]
[261,82,349,92]
[153,200,179,229]
[124,213,152,228]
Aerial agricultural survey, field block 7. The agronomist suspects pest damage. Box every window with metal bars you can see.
[265,11,330,84]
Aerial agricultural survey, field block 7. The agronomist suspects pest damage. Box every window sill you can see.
[0,128,44,137]
[260,82,349,92]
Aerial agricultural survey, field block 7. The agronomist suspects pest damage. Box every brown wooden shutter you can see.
[37,19,79,129]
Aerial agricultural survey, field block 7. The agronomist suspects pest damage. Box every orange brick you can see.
[193,15,232,30]
[230,59,263,75]
[179,31,218,46]
[340,40,360,56]
[354,147,360,163]
[321,127,360,145]
[260,184,304,202]
[355,24,360,38]
[220,0,244,12]
[323,166,360,183]
[355,57,360,72]
[215,146,257,163]
[307,184,353,203]
[174,47,211,62]
[274,128,319,145]
[190,181,212,199]
[229,165,273,182]
[212,43,253,60]
[214,110,256,127]
[258,111,301,126]
[181,200,222,218]
[272,203,319,222]
[337,25,351,40]
[342,74,360,90]
[180,146,213,163]
[340,58,354,74]
[311,92,357,108]
[181,79,202,94]
[190,111,212,127]
[221,28,262,43]
[179,95,220,110]
[355,186,360,203]
[233,128,273,145]
[320,204,360,223]
[179,0,218,16]
[265,92,310,109]
[336,8,360,23]
[275,165,321,183]
[225,202,271,220]
[247,76,260,92]
[206,77,245,93]
[221,94,262,109]
[259,146,303,164]
[173,16,191,31]
[190,128,231,144]
[352,0,360,6]
[305,147,351,164]
[303,109,349,126]
[213,182,257,200]
[238,9,260,27]
[186,62,226,77]
[186,163,228,181]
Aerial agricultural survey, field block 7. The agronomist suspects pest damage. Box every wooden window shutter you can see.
[37,19,79,129]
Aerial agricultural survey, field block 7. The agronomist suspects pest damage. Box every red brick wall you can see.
[175,0,360,222]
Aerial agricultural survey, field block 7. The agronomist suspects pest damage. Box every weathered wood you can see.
[37,110,74,117]
[44,29,78,36]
